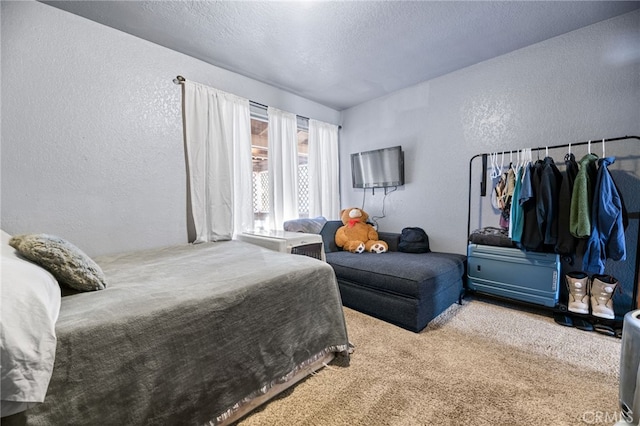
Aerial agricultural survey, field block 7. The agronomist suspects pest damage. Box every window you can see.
[251,118,269,229]
[296,126,310,218]
[250,114,309,229]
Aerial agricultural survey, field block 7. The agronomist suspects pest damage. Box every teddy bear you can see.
[335,208,388,254]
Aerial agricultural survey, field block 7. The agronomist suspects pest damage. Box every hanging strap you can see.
[481,154,488,196]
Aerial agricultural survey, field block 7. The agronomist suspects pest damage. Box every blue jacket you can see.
[582,157,626,274]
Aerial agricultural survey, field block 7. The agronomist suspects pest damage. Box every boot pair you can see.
[566,272,619,320]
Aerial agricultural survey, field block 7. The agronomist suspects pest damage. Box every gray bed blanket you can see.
[14,241,349,425]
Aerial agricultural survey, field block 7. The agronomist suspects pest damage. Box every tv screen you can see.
[351,146,404,189]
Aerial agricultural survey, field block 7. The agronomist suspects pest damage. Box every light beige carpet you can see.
[238,297,622,426]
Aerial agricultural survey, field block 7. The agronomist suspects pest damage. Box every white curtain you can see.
[183,81,253,242]
[267,107,299,230]
[308,119,340,219]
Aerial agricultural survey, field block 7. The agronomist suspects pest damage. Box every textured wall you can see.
[1,1,340,256]
[339,10,640,256]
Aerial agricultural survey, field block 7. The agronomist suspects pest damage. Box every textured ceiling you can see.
[42,1,640,111]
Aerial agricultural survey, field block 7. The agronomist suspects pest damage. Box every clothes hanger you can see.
[565,142,572,161]
[518,149,523,169]
[490,152,500,179]
[602,138,606,158]
[489,152,494,178]
[520,148,532,182]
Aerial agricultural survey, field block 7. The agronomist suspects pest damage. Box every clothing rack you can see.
[467,135,640,310]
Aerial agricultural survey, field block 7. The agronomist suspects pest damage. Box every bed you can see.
[1,231,350,424]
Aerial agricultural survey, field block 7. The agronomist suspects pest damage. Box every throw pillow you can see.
[283,216,327,234]
[9,234,107,291]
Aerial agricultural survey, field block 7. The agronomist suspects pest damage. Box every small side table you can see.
[238,230,325,262]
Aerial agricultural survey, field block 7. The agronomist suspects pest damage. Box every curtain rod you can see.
[173,75,343,127]
[173,75,280,115]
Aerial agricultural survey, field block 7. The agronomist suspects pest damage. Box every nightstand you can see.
[238,230,325,262]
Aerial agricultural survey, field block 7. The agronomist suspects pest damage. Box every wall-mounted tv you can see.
[351,145,404,189]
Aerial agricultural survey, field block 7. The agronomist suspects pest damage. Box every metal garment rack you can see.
[466,135,640,309]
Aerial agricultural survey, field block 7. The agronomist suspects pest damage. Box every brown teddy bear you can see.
[335,208,388,254]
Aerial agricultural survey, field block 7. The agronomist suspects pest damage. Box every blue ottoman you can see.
[320,221,466,332]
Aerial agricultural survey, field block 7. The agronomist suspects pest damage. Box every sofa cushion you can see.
[378,232,400,252]
[326,251,466,299]
[319,221,343,253]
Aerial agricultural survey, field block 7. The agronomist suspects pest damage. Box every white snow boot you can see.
[590,274,618,320]
[566,272,590,315]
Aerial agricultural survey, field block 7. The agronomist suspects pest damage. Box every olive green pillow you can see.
[9,234,107,291]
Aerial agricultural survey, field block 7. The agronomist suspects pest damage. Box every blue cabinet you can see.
[467,244,561,308]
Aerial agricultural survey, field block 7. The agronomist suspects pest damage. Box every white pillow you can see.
[1,230,61,415]
[1,229,15,254]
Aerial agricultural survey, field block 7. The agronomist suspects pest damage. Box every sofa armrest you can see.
[378,232,401,252]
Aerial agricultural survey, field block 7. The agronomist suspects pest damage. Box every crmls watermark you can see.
[581,410,625,424]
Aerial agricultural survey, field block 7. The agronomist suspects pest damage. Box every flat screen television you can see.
[351,146,404,189]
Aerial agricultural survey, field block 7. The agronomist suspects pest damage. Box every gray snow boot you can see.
[590,274,618,320]
[566,271,590,315]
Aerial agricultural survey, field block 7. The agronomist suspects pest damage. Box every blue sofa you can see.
[318,221,467,333]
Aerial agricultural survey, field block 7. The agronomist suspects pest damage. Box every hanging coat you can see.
[537,157,563,247]
[509,166,524,240]
[496,169,516,230]
[555,153,579,255]
[520,161,544,251]
[582,157,627,274]
[570,153,598,238]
